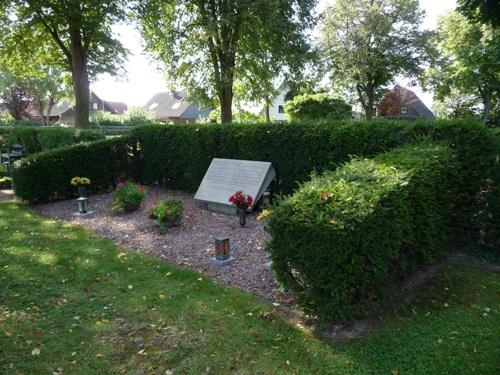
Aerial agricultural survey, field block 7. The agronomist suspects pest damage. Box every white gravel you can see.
[34,186,293,304]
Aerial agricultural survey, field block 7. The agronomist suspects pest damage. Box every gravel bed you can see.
[34,186,293,304]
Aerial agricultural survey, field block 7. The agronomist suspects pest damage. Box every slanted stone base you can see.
[73,211,94,217]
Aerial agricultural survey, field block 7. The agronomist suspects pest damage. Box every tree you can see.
[2,1,128,128]
[138,0,316,123]
[423,12,500,124]
[0,74,32,120]
[284,93,352,122]
[25,67,72,126]
[320,0,431,119]
[457,0,500,27]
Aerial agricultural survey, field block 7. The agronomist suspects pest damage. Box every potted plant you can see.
[112,181,146,214]
[70,176,91,197]
[146,198,183,234]
[229,191,253,226]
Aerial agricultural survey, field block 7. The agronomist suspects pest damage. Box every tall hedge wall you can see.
[266,143,459,319]
[132,120,422,194]
[0,126,104,155]
[12,137,139,202]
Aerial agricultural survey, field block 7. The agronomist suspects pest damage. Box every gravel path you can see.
[34,186,292,304]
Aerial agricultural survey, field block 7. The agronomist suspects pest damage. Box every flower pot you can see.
[237,207,247,226]
[123,202,140,212]
[77,186,87,198]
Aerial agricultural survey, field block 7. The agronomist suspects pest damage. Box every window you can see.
[92,102,98,110]
[278,105,285,114]
[401,106,408,114]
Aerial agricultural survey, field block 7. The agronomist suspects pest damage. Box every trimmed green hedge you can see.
[12,137,139,202]
[132,120,421,194]
[0,127,105,155]
[266,143,459,319]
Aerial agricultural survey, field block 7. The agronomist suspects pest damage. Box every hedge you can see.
[0,126,105,156]
[266,143,459,319]
[12,137,139,202]
[132,120,422,194]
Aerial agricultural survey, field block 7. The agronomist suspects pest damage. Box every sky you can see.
[92,0,457,109]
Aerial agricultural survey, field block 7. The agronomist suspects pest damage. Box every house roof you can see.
[105,101,128,114]
[145,91,211,120]
[378,85,435,120]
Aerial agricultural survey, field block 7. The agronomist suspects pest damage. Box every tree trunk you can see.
[69,29,90,129]
[265,104,270,123]
[45,99,54,126]
[365,83,375,120]
[219,84,233,124]
[481,91,492,125]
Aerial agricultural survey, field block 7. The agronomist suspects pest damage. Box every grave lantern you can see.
[77,197,89,215]
[215,236,230,261]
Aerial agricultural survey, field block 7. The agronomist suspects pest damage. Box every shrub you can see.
[266,143,459,320]
[284,93,352,121]
[12,136,139,202]
[0,110,14,126]
[122,107,157,125]
[146,198,183,233]
[0,126,104,155]
[0,176,13,189]
[112,181,146,213]
[90,110,123,126]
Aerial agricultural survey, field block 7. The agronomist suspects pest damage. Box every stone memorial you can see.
[194,158,276,214]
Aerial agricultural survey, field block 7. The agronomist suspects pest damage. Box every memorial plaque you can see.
[194,158,276,214]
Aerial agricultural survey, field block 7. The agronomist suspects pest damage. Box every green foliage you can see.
[284,93,352,121]
[0,110,14,126]
[146,198,183,233]
[90,108,158,127]
[266,144,459,319]
[320,0,432,119]
[122,106,157,125]
[138,0,316,122]
[0,176,12,189]
[89,110,122,126]
[458,0,500,27]
[424,11,500,124]
[12,137,139,202]
[0,127,104,156]
[112,181,146,214]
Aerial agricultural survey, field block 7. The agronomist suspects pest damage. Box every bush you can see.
[0,126,104,155]
[284,93,352,121]
[146,198,183,233]
[266,143,459,319]
[12,137,139,202]
[0,110,14,126]
[112,181,146,213]
[89,110,123,126]
[0,176,13,189]
[122,107,157,125]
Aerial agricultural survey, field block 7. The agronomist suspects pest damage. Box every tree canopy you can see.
[457,0,500,27]
[1,1,129,128]
[138,0,317,123]
[423,11,500,124]
[320,0,432,119]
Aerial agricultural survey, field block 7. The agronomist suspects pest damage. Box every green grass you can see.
[0,202,499,374]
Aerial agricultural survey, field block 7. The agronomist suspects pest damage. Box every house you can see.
[30,91,128,125]
[145,91,211,123]
[262,82,291,122]
[377,85,435,120]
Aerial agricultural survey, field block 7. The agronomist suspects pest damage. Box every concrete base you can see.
[72,211,94,217]
[211,256,235,266]
[207,202,238,215]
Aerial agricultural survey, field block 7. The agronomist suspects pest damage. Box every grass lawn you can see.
[0,202,499,374]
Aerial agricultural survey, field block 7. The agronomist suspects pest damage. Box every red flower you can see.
[229,191,253,209]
